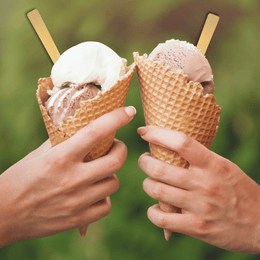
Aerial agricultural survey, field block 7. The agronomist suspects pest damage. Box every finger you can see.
[76,197,112,228]
[143,178,192,210]
[138,125,214,168]
[138,152,195,190]
[38,198,112,236]
[76,139,127,185]
[60,106,136,161]
[78,175,119,211]
[147,204,194,235]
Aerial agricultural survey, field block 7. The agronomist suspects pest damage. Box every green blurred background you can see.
[1,0,260,259]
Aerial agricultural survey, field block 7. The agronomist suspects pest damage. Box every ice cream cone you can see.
[36,62,135,160]
[36,62,135,237]
[134,52,221,240]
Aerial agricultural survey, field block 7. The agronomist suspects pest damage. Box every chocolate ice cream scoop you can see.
[149,39,214,95]
[45,84,100,126]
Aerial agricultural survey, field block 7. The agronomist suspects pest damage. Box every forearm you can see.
[0,173,19,248]
[248,204,260,254]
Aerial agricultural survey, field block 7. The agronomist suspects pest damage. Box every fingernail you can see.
[137,126,148,135]
[124,106,136,117]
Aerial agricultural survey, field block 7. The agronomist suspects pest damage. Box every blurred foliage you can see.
[1,0,260,259]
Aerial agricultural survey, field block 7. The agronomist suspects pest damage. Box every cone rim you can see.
[36,62,136,130]
[133,51,221,110]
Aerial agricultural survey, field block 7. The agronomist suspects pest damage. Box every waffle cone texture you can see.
[134,52,221,239]
[36,63,135,162]
[134,52,221,166]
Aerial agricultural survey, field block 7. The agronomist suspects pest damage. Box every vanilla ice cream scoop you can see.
[149,39,214,94]
[45,41,127,126]
[51,41,125,92]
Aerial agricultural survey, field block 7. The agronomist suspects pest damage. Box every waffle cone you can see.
[36,62,135,161]
[134,52,221,240]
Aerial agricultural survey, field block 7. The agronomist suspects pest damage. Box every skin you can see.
[0,106,136,248]
[138,125,260,254]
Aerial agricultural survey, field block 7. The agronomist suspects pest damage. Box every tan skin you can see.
[138,125,260,254]
[0,106,136,248]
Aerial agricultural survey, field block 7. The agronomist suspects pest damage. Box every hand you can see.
[0,106,136,248]
[138,125,260,254]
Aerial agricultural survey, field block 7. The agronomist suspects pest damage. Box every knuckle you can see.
[178,191,189,206]
[71,212,88,228]
[109,175,120,194]
[84,126,99,141]
[151,162,165,178]
[68,215,80,228]
[152,183,164,200]
[138,153,149,169]
[137,155,144,167]
[62,199,80,220]
[155,213,167,228]
[100,199,112,217]
[142,178,150,192]
[109,155,125,172]
[68,196,81,211]
[118,141,128,160]
[177,133,192,153]
[198,176,220,198]
[215,158,232,177]
[193,218,211,238]
[201,201,216,216]
[203,181,221,198]
[75,199,112,227]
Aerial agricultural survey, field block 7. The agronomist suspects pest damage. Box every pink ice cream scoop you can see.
[45,84,100,126]
[149,39,214,95]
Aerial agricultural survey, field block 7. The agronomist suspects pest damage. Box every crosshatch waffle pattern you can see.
[36,63,136,162]
[134,52,221,239]
[134,52,221,168]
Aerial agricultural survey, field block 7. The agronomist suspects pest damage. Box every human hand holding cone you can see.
[134,13,221,241]
[28,9,135,237]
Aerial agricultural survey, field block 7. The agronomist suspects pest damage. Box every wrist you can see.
[246,185,260,254]
[252,206,260,253]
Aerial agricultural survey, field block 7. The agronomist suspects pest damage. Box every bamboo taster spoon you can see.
[197,13,219,55]
[27,9,60,63]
